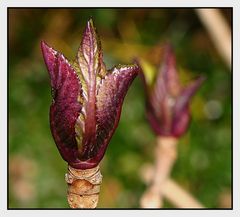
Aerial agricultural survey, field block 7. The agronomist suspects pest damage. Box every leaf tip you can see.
[40,40,46,48]
[163,42,176,67]
[88,17,94,24]
[189,75,206,93]
[132,62,141,75]
[41,40,58,58]
[40,40,48,55]
[86,17,96,32]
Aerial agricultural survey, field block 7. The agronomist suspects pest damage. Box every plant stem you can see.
[140,136,178,208]
[162,179,204,208]
[65,165,102,208]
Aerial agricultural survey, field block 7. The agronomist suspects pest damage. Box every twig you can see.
[139,162,205,208]
[195,9,231,69]
[65,165,102,208]
[162,179,204,208]
[140,136,204,208]
[140,137,178,208]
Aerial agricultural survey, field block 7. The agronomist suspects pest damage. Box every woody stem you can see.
[65,164,102,208]
[140,136,178,208]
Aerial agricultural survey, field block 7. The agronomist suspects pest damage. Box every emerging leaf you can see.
[94,65,138,162]
[41,41,82,164]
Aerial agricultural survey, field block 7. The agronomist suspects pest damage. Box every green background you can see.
[8,8,232,208]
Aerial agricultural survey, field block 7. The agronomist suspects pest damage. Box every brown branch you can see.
[140,137,178,208]
[195,9,231,69]
[162,179,204,208]
[139,137,204,208]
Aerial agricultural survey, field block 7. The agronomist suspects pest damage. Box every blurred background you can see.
[8,8,232,208]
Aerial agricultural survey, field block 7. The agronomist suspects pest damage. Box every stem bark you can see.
[65,165,102,208]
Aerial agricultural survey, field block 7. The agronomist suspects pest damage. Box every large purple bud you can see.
[41,19,139,169]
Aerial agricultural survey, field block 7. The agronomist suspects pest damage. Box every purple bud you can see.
[139,44,205,138]
[41,19,139,169]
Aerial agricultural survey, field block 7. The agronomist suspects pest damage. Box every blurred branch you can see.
[195,9,231,69]
[162,179,204,208]
[140,137,178,208]
[140,167,204,208]
[139,137,205,208]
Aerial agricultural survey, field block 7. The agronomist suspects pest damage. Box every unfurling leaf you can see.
[41,19,139,169]
[41,42,82,164]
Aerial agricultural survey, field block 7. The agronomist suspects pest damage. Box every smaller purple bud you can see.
[139,44,205,138]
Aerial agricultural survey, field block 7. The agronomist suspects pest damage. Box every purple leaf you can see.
[77,20,97,158]
[172,107,190,137]
[41,41,82,164]
[93,65,139,163]
[160,44,181,97]
[76,19,108,160]
[41,41,58,90]
[174,76,205,119]
[150,71,167,120]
